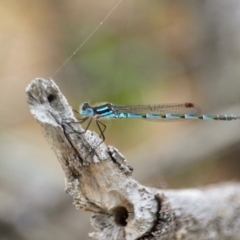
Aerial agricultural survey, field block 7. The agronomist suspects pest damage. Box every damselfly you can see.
[79,102,240,142]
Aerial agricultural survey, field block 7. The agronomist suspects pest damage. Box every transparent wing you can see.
[112,103,201,122]
[113,103,201,114]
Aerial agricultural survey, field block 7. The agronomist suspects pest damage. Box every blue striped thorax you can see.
[80,102,114,119]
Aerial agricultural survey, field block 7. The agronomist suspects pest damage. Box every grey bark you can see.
[26,78,240,240]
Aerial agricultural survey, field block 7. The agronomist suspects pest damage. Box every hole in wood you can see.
[112,206,129,227]
[47,94,55,103]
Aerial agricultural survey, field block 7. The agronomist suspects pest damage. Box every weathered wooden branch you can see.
[26,78,240,240]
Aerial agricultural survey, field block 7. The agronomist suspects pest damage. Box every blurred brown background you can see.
[1,0,240,239]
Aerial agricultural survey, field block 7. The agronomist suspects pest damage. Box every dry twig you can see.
[26,78,240,240]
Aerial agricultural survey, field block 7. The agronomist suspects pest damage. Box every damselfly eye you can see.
[81,102,90,110]
[86,108,93,115]
[80,104,94,116]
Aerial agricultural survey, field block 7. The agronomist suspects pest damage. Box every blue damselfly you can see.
[79,102,240,142]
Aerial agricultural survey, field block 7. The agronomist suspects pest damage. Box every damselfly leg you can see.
[65,110,107,156]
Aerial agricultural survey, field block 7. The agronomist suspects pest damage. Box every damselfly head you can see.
[79,102,94,116]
